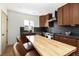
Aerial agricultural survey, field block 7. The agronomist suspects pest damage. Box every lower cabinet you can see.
[54,35,78,55]
[63,37,77,47]
[77,40,79,55]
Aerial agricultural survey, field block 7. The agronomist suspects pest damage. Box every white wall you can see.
[8,10,39,45]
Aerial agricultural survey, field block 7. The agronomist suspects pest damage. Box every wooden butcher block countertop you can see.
[26,35,77,56]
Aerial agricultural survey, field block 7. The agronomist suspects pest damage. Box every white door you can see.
[1,10,8,54]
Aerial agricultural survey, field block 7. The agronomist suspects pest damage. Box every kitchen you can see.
[1,3,79,56]
[19,3,79,56]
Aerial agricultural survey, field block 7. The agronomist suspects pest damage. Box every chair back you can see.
[16,35,29,44]
[13,42,27,56]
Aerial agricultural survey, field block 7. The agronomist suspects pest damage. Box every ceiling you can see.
[0,3,67,15]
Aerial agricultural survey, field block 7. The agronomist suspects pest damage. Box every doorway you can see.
[1,10,8,54]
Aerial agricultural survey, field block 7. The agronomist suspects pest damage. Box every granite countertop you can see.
[55,33,79,39]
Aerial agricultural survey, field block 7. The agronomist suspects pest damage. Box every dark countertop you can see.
[55,33,79,39]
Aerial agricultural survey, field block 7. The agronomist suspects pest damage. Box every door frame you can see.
[1,10,8,54]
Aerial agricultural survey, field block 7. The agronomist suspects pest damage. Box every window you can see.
[24,20,29,26]
[24,20,34,31]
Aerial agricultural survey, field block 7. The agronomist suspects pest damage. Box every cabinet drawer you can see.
[63,38,77,46]
[54,36,62,42]
[55,35,77,46]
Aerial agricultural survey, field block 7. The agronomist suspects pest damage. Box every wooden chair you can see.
[16,35,27,44]
[16,36,34,51]
[13,42,39,56]
[13,42,27,56]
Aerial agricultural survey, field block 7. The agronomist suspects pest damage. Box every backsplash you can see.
[20,27,49,33]
[49,22,79,36]
[34,27,48,32]
[20,22,79,36]
[34,27,40,32]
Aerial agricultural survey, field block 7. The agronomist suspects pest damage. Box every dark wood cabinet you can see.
[63,37,77,46]
[39,15,47,27]
[63,4,70,25]
[54,35,77,46]
[58,7,63,25]
[70,3,79,24]
[54,34,78,55]
[77,40,79,55]
[54,35,59,40]
[39,13,52,27]
[54,35,63,42]
[57,3,79,25]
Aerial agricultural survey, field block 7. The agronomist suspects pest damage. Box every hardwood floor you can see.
[2,45,14,56]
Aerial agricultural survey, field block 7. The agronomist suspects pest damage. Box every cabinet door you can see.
[40,16,45,27]
[40,16,47,27]
[55,35,68,43]
[67,38,77,55]
[63,4,70,25]
[58,36,65,43]
[68,38,77,46]
[63,37,77,46]
[58,7,63,25]
[55,35,77,46]
[70,3,79,24]
[58,3,79,25]
[55,35,77,55]
[55,36,64,42]
[60,37,67,43]
[54,35,60,41]
[77,40,79,55]
[39,16,43,27]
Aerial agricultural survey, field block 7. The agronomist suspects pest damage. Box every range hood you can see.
[48,17,56,22]
[48,10,57,22]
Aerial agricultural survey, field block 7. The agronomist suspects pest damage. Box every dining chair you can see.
[16,36,34,51]
[13,42,39,56]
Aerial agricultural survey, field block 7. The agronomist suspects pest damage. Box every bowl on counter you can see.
[65,31,71,36]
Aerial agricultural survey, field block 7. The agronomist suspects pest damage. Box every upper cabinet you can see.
[58,7,63,25]
[63,4,70,25]
[39,15,47,27]
[39,13,52,27]
[57,3,79,26]
[70,3,79,24]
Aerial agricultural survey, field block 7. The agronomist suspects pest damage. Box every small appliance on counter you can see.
[43,32,54,40]
[47,35,52,40]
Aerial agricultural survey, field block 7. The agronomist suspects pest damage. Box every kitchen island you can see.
[26,35,76,56]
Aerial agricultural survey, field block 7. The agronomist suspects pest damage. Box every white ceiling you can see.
[0,3,67,15]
